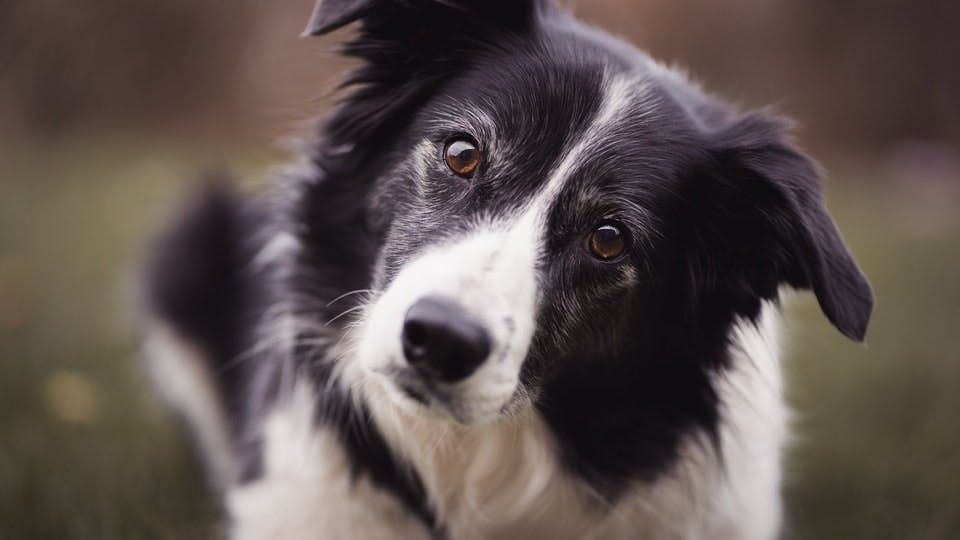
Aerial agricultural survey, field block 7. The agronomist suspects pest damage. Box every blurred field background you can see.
[1,0,958,538]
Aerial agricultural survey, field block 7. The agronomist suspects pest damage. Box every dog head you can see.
[303,0,873,426]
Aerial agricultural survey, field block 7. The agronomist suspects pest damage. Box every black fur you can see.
[146,0,873,533]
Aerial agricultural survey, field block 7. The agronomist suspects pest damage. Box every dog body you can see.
[144,2,872,538]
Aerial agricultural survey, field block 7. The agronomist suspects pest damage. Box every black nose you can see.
[401,297,491,383]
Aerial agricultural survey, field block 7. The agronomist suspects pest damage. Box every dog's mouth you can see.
[372,364,522,425]
[390,368,449,406]
[397,380,429,405]
[379,366,463,417]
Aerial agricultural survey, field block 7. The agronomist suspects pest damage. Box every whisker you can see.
[325,289,375,308]
[325,304,367,327]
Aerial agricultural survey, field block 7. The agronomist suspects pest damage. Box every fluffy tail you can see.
[142,179,259,490]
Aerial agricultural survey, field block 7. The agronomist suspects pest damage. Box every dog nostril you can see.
[401,297,491,383]
[402,319,430,358]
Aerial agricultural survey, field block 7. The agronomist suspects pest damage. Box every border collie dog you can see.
[144,1,873,538]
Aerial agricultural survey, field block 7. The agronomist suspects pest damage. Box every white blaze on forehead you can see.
[506,74,639,267]
[523,74,638,230]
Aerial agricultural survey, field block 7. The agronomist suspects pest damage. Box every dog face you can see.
[305,1,872,428]
[359,56,636,422]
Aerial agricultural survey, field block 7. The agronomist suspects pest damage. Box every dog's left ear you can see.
[693,112,873,341]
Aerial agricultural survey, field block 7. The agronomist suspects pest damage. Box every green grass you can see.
[0,137,957,538]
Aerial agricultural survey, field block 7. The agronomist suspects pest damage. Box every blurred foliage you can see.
[0,138,280,538]
[1,0,959,150]
[0,138,957,538]
[583,0,960,150]
[0,0,255,135]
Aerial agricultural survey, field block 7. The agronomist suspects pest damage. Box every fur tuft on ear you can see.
[692,112,873,341]
[305,0,373,36]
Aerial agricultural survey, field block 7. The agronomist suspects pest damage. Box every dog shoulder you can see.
[227,381,433,540]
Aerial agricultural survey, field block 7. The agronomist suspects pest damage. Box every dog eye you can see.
[588,223,628,261]
[444,139,481,177]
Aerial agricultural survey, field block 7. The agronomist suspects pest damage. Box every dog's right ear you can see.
[304,0,372,36]
[303,1,550,150]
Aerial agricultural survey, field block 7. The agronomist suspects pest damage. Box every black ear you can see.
[692,112,873,341]
[305,0,373,36]
[305,0,547,36]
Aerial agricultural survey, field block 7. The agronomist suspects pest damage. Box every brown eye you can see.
[444,139,481,177]
[588,223,628,261]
